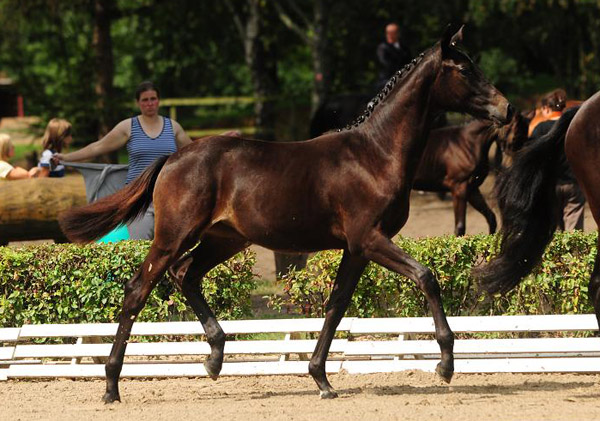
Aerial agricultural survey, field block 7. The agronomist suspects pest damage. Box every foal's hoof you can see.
[204,359,221,381]
[319,389,338,399]
[102,392,121,404]
[436,362,454,384]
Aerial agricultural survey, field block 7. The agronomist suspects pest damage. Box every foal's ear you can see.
[441,24,462,56]
[450,25,465,47]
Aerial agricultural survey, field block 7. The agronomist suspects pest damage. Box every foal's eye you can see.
[459,68,471,77]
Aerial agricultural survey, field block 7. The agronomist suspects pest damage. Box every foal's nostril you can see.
[506,103,515,121]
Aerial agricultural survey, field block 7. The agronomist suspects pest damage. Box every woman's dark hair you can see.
[541,89,567,112]
[135,81,160,101]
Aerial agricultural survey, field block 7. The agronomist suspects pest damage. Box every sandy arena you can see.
[3,372,600,420]
[2,178,599,420]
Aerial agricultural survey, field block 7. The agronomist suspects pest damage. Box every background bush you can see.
[273,231,597,318]
[0,242,256,327]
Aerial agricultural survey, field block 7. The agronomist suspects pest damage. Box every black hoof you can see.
[204,359,221,381]
[102,392,121,404]
[436,362,454,384]
[319,389,338,399]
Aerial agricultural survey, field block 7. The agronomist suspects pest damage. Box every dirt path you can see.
[2,371,600,420]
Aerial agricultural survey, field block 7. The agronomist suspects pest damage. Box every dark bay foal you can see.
[59,27,512,403]
[413,111,529,236]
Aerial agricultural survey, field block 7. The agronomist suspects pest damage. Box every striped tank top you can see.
[126,116,177,184]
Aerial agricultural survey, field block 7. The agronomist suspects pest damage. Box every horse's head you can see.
[433,26,513,125]
[494,111,531,168]
[501,111,530,153]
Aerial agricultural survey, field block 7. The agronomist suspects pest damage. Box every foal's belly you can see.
[237,218,346,253]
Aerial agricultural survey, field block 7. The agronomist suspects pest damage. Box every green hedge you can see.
[1,232,597,328]
[272,231,598,318]
[0,242,256,327]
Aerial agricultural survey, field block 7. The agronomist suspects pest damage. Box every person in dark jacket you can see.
[531,90,586,230]
[376,22,412,90]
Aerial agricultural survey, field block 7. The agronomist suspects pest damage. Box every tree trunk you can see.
[0,177,87,245]
[243,0,278,141]
[93,0,117,162]
[274,253,309,280]
[310,0,329,115]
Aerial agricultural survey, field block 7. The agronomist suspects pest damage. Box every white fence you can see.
[1,315,599,381]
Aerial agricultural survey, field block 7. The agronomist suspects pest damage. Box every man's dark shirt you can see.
[531,119,575,184]
[376,41,412,87]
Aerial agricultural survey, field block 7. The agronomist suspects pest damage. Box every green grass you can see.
[10,143,39,166]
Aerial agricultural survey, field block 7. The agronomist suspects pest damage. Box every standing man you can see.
[376,22,412,91]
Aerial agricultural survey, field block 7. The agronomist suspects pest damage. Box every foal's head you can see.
[434,26,513,125]
[499,111,530,153]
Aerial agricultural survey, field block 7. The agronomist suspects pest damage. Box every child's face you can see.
[8,144,14,158]
[63,134,72,148]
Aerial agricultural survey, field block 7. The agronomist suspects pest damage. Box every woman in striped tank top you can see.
[53,81,194,240]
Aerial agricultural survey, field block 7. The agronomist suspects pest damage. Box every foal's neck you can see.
[360,51,442,174]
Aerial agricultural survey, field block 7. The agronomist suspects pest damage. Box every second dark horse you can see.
[413,113,528,235]
[59,27,512,402]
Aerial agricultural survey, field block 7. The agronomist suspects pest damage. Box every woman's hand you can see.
[51,153,63,168]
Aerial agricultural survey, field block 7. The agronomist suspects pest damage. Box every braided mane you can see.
[337,50,428,132]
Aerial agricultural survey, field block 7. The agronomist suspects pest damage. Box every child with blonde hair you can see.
[0,133,40,180]
[38,118,72,177]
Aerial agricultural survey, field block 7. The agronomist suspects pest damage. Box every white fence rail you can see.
[1,315,599,381]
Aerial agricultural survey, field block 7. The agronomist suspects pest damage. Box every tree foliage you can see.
[1,0,600,141]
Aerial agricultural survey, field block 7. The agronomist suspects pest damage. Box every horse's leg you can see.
[466,186,497,234]
[168,234,248,380]
[361,230,454,382]
[103,242,184,403]
[451,184,467,236]
[309,251,368,398]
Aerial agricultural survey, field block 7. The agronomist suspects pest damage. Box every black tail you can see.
[473,107,580,294]
[59,156,169,243]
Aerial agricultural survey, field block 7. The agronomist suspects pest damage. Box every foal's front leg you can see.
[362,231,455,382]
[467,187,497,234]
[451,184,468,236]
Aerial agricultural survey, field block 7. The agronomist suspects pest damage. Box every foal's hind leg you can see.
[361,230,454,382]
[309,250,368,398]
[103,242,184,403]
[466,186,497,234]
[169,234,248,380]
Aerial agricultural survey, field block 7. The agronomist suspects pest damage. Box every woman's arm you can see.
[172,120,193,149]
[172,120,241,150]
[54,119,130,162]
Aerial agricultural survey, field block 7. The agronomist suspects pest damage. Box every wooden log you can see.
[0,175,86,245]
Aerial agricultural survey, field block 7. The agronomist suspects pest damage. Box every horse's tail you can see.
[59,156,169,243]
[473,106,580,294]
